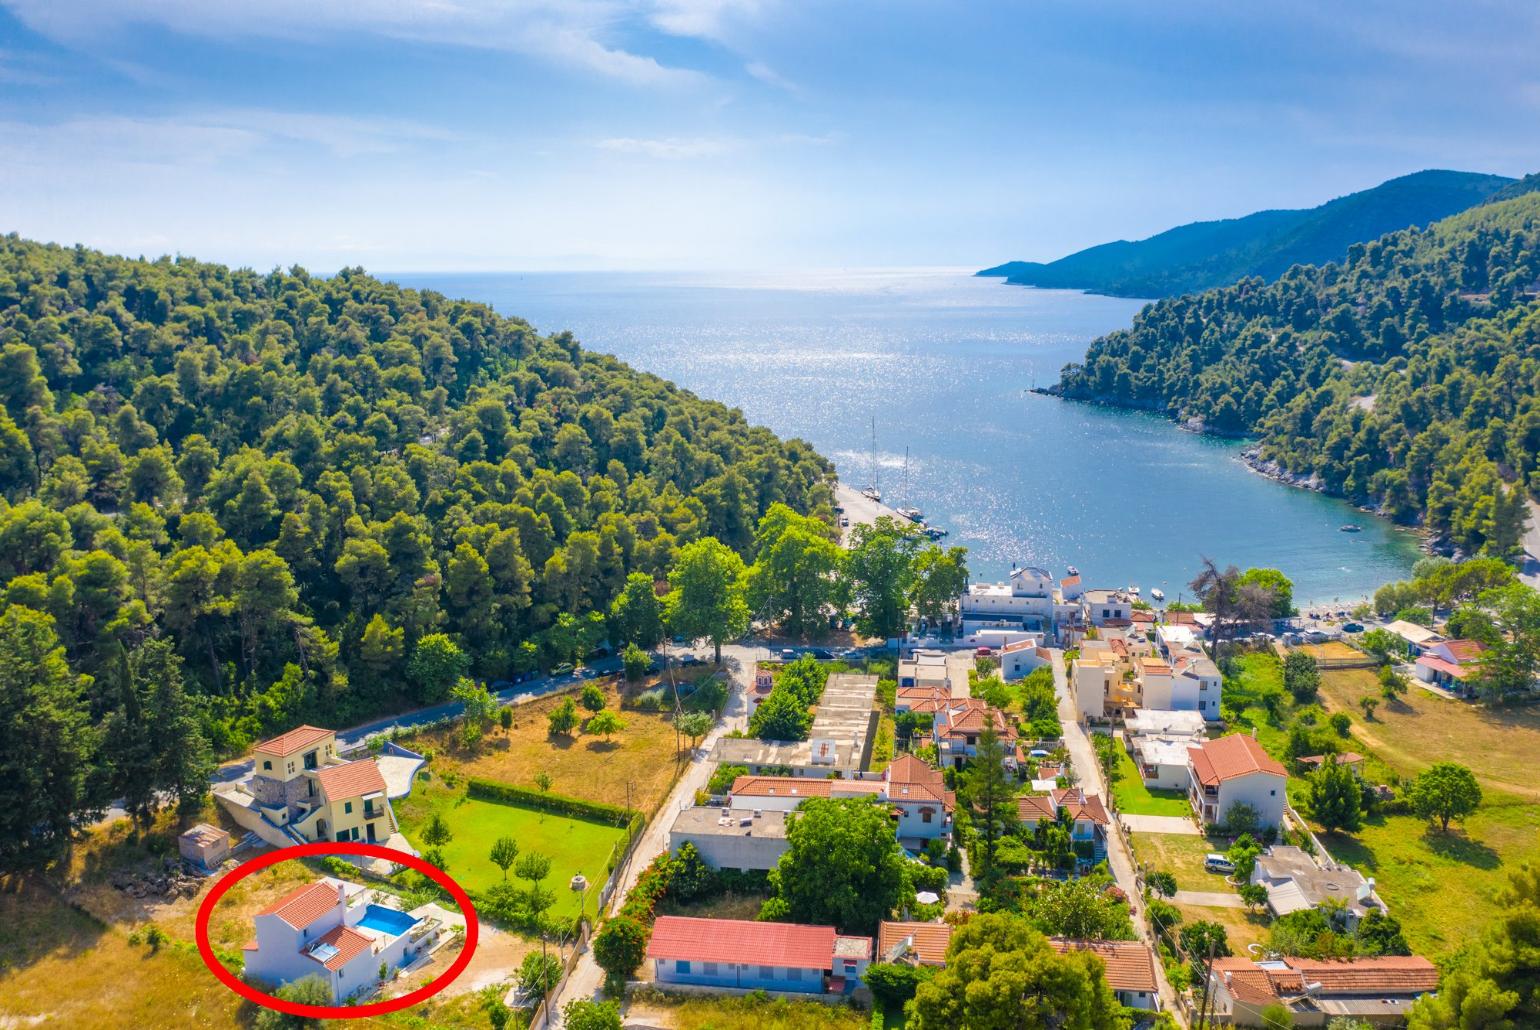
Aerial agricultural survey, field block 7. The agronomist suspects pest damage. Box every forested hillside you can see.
[1053,185,1540,556]
[0,236,833,776]
[980,170,1513,297]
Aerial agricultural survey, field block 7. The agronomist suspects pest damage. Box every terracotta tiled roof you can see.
[1052,788,1111,825]
[1049,938,1157,993]
[308,924,374,971]
[1061,575,1081,587]
[1165,611,1199,625]
[1416,655,1474,680]
[1131,610,1156,624]
[259,880,340,931]
[1212,956,1438,1001]
[255,725,334,758]
[878,920,952,965]
[1291,956,1439,994]
[730,776,833,799]
[1189,734,1286,786]
[647,916,851,970]
[1017,794,1057,822]
[312,759,388,801]
[1441,639,1487,662]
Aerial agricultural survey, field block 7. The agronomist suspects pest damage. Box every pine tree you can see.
[962,723,1019,889]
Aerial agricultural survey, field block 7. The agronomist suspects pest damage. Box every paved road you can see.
[539,642,763,1027]
[835,481,906,545]
[1050,649,1186,1023]
[1521,499,1540,590]
[212,657,625,785]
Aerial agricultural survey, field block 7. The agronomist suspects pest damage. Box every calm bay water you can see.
[394,268,1419,606]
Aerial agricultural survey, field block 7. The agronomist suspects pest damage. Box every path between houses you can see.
[538,643,762,1027]
[1050,650,1185,1022]
[1172,890,1246,908]
[1121,814,1200,835]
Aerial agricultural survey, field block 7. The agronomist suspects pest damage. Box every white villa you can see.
[243,877,441,1003]
[961,566,1081,642]
[1188,734,1288,829]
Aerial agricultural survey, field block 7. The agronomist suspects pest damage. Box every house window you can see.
[921,808,933,824]
[345,801,353,814]
[1270,790,1277,796]
[759,965,775,978]
[703,962,718,975]
[676,960,691,974]
[287,762,295,774]
[303,750,319,771]
[262,760,272,771]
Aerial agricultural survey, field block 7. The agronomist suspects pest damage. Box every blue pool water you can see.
[357,904,418,936]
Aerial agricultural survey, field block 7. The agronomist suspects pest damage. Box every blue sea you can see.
[392,268,1420,606]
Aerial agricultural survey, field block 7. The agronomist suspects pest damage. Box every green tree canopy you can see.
[745,503,842,640]
[665,537,749,663]
[909,913,1130,1030]
[1409,762,1483,832]
[761,796,908,935]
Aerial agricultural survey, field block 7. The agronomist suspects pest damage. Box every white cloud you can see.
[594,130,836,159]
[744,59,798,93]
[0,0,706,87]
[648,0,766,42]
[596,136,739,159]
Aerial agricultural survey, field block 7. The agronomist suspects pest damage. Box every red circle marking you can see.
[194,841,479,1018]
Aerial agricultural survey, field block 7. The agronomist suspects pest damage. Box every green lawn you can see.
[1128,831,1236,893]
[399,792,626,921]
[1109,745,1192,817]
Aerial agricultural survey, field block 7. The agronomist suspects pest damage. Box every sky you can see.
[2,0,1540,272]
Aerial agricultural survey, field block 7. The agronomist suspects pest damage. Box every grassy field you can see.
[396,783,626,920]
[628,991,871,1030]
[1317,795,1540,957]
[1128,832,1233,892]
[400,677,689,815]
[1109,746,1191,817]
[1317,667,1540,799]
[1300,641,1365,661]
[1172,900,1270,953]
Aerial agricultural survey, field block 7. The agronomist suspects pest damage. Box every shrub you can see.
[864,961,935,1007]
[467,777,634,825]
[593,915,650,986]
[1329,712,1352,737]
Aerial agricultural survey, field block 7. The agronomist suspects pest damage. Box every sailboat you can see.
[861,415,882,502]
[895,447,923,520]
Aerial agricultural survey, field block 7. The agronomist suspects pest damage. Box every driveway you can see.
[537,642,762,1027]
[1122,814,1200,835]
[1050,649,1185,1019]
[1172,890,1245,908]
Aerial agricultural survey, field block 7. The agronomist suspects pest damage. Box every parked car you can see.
[1029,748,1051,759]
[779,647,798,660]
[1204,854,1236,874]
[1343,622,1365,633]
[975,646,993,657]
[807,648,834,661]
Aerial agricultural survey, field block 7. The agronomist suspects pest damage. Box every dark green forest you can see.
[980,169,1513,298]
[1053,182,1540,557]
[0,235,832,771]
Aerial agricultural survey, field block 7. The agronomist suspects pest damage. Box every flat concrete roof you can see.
[670,806,788,840]
[709,735,861,772]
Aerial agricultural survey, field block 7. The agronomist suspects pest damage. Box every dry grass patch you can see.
[1299,641,1365,661]
[1129,832,1233,893]
[1173,901,1270,954]
[1317,668,1540,798]
[401,678,687,813]
[627,990,870,1030]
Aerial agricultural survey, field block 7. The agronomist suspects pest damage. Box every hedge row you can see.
[466,777,634,826]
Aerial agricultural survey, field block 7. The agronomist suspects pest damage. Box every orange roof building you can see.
[1208,955,1438,1024]
[1188,734,1287,829]
[878,920,953,966]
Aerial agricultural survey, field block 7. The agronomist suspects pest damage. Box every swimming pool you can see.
[356,904,419,937]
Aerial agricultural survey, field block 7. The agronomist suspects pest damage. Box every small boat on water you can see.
[1340,524,1362,533]
[896,506,923,521]
[1066,565,1080,577]
[1150,588,1165,602]
[1127,585,1140,596]
[923,526,947,540]
[862,486,882,502]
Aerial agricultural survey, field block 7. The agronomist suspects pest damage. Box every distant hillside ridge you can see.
[979,169,1515,298]
[1050,180,1540,559]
